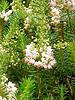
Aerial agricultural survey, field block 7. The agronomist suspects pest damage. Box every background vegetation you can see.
[0,0,75,100]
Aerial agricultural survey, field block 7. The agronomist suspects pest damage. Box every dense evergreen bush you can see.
[0,0,75,100]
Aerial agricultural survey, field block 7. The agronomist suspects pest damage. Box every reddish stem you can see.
[37,68,43,100]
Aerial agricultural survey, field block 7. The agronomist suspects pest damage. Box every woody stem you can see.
[37,68,43,100]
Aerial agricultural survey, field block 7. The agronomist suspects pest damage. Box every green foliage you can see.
[67,42,75,68]
[0,75,8,99]
[10,0,28,19]
[16,76,35,100]
[1,10,30,82]
[55,84,68,100]
[0,83,7,99]
[24,0,31,7]
[0,0,9,12]
[0,0,75,99]
[0,52,9,75]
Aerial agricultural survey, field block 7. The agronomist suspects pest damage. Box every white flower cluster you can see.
[49,0,75,11]
[0,44,7,56]
[1,74,8,85]
[23,42,57,69]
[6,82,17,100]
[49,0,75,25]
[0,10,12,21]
[1,74,18,100]
[0,96,6,100]
[50,7,60,26]
[23,17,30,29]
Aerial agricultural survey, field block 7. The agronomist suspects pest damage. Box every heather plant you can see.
[0,0,75,100]
[0,74,18,100]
